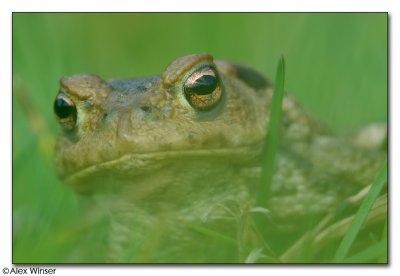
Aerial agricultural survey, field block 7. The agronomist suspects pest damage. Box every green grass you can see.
[257,56,285,209]
[253,56,285,242]
[342,239,387,263]
[12,13,387,263]
[333,160,388,262]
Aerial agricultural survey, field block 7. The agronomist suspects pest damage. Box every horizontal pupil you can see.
[187,75,217,95]
[54,98,75,119]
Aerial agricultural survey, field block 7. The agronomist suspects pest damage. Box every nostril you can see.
[101,112,108,122]
[140,105,152,113]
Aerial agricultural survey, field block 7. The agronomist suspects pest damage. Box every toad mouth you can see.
[64,146,263,188]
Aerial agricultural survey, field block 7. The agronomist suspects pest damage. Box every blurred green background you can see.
[12,13,387,263]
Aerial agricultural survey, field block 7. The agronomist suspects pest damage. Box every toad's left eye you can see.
[54,92,77,131]
[183,67,222,111]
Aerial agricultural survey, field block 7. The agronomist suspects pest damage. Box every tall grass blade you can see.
[342,239,387,263]
[256,56,285,209]
[333,160,387,262]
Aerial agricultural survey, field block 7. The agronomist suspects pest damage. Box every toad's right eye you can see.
[183,66,222,111]
[54,92,77,131]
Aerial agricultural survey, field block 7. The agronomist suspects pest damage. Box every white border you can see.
[0,0,395,12]
[1,1,397,275]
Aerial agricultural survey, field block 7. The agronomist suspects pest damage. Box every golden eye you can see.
[54,92,77,131]
[183,67,222,111]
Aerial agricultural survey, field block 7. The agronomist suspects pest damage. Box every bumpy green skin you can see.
[54,54,386,262]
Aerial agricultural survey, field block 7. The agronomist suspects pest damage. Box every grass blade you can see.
[183,221,237,247]
[333,160,387,262]
[256,56,285,209]
[342,239,387,263]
